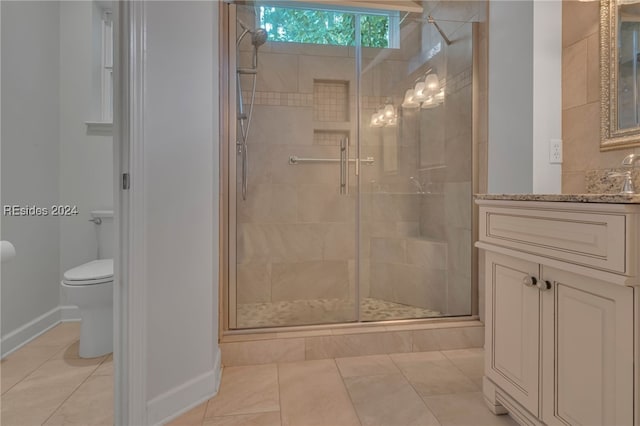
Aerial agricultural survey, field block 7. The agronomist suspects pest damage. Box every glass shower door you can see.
[358,13,474,321]
[231,3,359,328]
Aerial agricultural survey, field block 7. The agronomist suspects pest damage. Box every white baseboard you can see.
[60,305,81,322]
[148,347,222,426]
[1,306,78,358]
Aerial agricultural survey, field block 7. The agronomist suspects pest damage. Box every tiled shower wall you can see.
[235,8,360,309]
[235,1,483,318]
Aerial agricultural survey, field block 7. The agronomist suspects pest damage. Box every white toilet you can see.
[61,210,114,358]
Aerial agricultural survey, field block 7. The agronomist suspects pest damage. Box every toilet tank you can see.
[91,210,114,260]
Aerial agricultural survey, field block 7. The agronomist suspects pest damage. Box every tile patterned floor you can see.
[170,350,518,426]
[237,297,441,328]
[0,322,113,426]
[1,324,517,426]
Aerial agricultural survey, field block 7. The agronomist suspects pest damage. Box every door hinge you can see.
[122,173,130,190]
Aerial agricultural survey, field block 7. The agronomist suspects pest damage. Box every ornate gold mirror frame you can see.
[601,0,640,150]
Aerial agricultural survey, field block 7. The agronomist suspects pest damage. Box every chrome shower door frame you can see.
[226,3,239,330]
[224,2,368,330]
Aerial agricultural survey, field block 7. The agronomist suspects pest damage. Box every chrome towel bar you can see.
[288,156,375,165]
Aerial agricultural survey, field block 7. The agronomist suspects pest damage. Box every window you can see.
[101,11,113,122]
[258,5,399,48]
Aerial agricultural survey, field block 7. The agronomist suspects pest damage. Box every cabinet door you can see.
[485,252,541,415]
[541,267,634,426]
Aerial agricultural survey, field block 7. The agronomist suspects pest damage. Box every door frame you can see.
[114,1,147,424]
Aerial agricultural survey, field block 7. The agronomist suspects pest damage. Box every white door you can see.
[541,267,634,426]
[485,252,541,415]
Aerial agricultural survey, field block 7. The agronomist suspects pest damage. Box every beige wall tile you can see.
[444,182,472,230]
[562,171,586,194]
[206,364,280,417]
[246,52,299,93]
[237,224,325,264]
[344,374,440,426]
[335,354,400,378]
[562,0,599,48]
[446,227,472,274]
[597,147,637,170]
[411,329,441,352]
[237,263,272,304]
[278,360,360,426]
[586,33,599,104]
[562,101,600,172]
[445,272,472,316]
[237,184,298,224]
[369,262,446,311]
[370,237,406,264]
[562,39,588,110]
[305,331,412,359]
[221,339,305,367]
[298,56,356,94]
[271,261,349,301]
[248,107,313,147]
[406,239,447,269]
[434,326,484,350]
[324,223,356,261]
[412,325,484,352]
[297,185,353,223]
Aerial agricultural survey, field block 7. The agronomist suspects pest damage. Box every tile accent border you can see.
[220,320,484,366]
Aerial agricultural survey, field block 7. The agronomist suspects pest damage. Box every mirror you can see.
[601,0,640,150]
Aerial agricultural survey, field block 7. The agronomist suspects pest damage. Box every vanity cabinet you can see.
[476,199,640,426]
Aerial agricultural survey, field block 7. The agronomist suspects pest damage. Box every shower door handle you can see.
[340,138,349,195]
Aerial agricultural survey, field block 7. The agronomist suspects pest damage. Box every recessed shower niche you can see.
[313,79,350,123]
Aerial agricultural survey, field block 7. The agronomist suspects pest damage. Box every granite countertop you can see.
[475,193,640,204]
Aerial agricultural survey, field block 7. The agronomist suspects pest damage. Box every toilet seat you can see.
[63,259,113,286]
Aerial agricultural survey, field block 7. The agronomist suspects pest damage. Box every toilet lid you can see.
[64,259,113,282]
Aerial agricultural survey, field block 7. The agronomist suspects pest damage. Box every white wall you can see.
[1,1,114,353]
[488,0,534,193]
[487,0,562,194]
[1,1,61,338]
[59,1,113,277]
[532,0,562,194]
[142,2,220,423]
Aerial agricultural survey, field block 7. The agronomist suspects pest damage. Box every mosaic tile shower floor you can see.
[237,297,441,328]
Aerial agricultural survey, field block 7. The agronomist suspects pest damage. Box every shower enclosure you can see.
[225,1,477,329]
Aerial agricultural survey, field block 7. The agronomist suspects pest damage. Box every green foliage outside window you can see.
[259,6,390,48]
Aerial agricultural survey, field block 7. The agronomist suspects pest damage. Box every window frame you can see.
[255,2,400,49]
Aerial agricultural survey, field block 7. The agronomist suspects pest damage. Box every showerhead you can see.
[252,28,268,48]
[237,17,268,48]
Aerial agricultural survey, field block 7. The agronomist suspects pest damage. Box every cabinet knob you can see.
[522,276,537,287]
[536,279,552,291]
